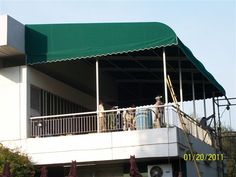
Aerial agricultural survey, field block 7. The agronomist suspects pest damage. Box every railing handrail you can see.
[30,103,201,128]
[30,110,98,120]
[30,104,174,120]
[171,105,200,126]
[30,103,212,146]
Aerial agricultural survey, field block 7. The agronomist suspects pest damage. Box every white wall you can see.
[27,66,96,111]
[0,66,27,141]
[186,160,218,177]
[0,65,115,141]
[0,15,25,54]
[1,128,179,165]
[0,15,7,46]
[177,128,219,177]
[7,15,25,53]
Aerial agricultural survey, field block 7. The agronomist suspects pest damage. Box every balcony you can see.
[30,104,212,146]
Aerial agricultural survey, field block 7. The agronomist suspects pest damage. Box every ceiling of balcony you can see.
[32,46,220,107]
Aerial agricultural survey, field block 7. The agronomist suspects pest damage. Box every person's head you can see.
[155,96,162,101]
[131,104,135,108]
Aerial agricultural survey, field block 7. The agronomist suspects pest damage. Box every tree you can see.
[0,144,35,177]
[221,127,236,177]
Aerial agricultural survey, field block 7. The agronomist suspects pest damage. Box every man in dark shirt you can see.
[200,114,215,131]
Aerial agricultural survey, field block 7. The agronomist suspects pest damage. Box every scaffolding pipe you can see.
[203,81,207,117]
[178,59,183,111]
[217,97,222,151]
[191,72,196,118]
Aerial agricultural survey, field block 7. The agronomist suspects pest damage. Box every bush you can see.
[0,144,35,177]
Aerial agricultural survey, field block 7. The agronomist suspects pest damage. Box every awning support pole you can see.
[191,72,196,118]
[178,59,183,110]
[163,48,168,126]
[203,81,207,117]
[96,59,100,133]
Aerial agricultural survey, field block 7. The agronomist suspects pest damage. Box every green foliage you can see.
[0,144,35,177]
[221,127,236,177]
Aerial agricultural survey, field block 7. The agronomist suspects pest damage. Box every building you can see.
[0,15,226,177]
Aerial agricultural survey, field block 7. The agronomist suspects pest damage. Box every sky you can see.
[1,0,236,129]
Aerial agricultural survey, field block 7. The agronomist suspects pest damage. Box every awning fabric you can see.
[177,39,225,96]
[25,22,225,95]
[25,22,177,63]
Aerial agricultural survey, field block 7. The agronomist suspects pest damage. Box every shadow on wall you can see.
[0,66,22,83]
[0,26,47,83]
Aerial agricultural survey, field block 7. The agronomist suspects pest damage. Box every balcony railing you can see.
[30,104,212,145]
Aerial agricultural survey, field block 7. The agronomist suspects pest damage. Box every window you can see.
[30,85,41,116]
[30,85,88,117]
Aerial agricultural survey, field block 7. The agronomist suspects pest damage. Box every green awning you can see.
[25,22,225,96]
[25,22,177,63]
[177,39,225,96]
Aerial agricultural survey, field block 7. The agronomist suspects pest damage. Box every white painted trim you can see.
[1,128,179,165]
[163,48,169,126]
[96,59,100,133]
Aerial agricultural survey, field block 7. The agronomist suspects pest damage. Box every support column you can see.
[178,59,183,110]
[212,93,217,136]
[96,59,100,133]
[217,97,222,150]
[202,81,207,117]
[191,72,196,118]
[212,94,221,177]
[163,48,168,126]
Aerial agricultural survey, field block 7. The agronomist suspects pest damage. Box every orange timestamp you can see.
[183,153,224,161]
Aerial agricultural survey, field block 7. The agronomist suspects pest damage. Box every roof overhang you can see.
[0,15,25,66]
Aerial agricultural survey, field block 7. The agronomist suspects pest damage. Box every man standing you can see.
[154,96,164,128]
[99,100,105,132]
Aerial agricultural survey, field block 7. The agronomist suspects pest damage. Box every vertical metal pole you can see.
[163,48,168,126]
[217,97,222,151]
[212,94,217,147]
[217,97,224,177]
[191,72,196,118]
[96,59,100,133]
[212,94,221,177]
[178,59,183,111]
[203,81,207,117]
